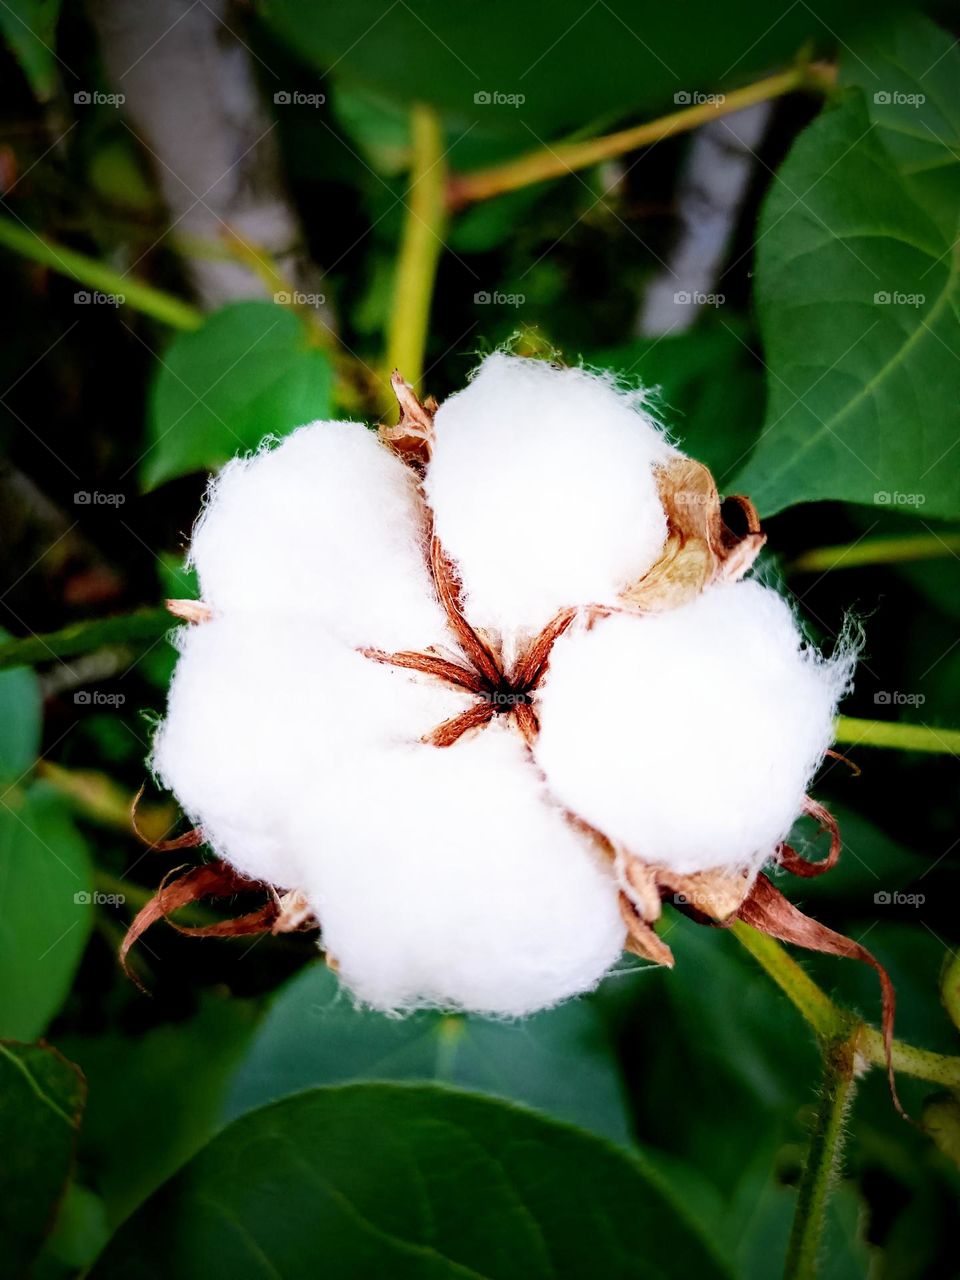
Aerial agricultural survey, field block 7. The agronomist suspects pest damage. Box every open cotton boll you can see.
[189,421,447,653]
[153,615,472,887]
[295,724,624,1015]
[424,353,674,638]
[535,581,853,878]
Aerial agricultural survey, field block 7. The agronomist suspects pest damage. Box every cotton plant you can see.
[127,353,893,1066]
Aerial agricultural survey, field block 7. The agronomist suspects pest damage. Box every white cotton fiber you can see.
[294,723,624,1015]
[152,615,472,887]
[424,353,674,638]
[534,581,853,877]
[189,421,447,653]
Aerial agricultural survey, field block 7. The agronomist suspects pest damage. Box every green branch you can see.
[784,1033,858,1280]
[791,532,960,574]
[382,103,447,411]
[0,608,172,671]
[0,214,202,330]
[835,716,960,755]
[731,922,960,1090]
[448,63,834,207]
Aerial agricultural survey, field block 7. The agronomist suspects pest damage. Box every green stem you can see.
[834,716,960,755]
[730,922,848,1039]
[731,923,960,1089]
[791,532,960,574]
[0,608,172,671]
[784,1033,858,1280]
[383,104,447,410]
[0,214,202,330]
[448,63,834,207]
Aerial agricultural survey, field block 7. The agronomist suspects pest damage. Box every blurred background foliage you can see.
[0,1,958,1276]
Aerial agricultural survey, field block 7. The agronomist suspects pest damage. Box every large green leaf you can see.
[224,961,631,1144]
[60,996,258,1228]
[0,782,93,1040]
[0,630,41,778]
[142,302,333,491]
[0,1040,85,1279]
[93,1083,731,1278]
[734,19,960,518]
[262,0,897,144]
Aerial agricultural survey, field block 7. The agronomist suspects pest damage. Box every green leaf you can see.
[841,16,960,242]
[60,996,257,1227]
[0,608,172,673]
[0,783,93,1040]
[0,0,62,102]
[262,0,896,143]
[734,20,960,518]
[0,1040,84,1279]
[0,629,41,777]
[92,1083,732,1279]
[142,302,333,491]
[224,962,632,1145]
[589,320,764,484]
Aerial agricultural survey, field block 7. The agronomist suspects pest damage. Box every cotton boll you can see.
[424,353,674,638]
[535,581,853,877]
[189,421,447,653]
[295,723,624,1015]
[153,615,472,886]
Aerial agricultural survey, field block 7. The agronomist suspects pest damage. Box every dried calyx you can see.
[133,358,901,1111]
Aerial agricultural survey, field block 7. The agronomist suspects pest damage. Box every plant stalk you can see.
[791,532,960,574]
[0,214,202,330]
[784,1032,858,1280]
[732,923,960,1088]
[448,63,835,207]
[383,104,447,411]
[834,716,960,755]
